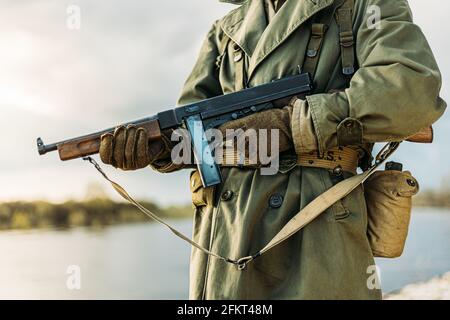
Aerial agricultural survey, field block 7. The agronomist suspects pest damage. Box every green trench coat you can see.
[155,0,446,299]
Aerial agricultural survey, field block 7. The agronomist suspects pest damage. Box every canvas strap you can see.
[301,1,339,78]
[221,146,359,175]
[301,0,354,79]
[302,23,328,78]
[336,0,356,75]
[297,146,359,174]
[84,142,399,270]
[83,156,238,266]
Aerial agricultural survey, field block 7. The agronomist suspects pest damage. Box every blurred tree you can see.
[84,182,110,200]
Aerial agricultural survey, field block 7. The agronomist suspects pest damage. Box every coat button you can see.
[307,49,318,58]
[344,120,354,128]
[234,52,243,62]
[221,190,234,201]
[333,165,343,176]
[269,194,284,209]
[407,179,416,187]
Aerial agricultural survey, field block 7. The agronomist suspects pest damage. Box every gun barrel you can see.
[37,138,57,155]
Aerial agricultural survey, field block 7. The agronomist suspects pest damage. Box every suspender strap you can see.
[301,0,341,79]
[302,23,328,77]
[336,0,355,75]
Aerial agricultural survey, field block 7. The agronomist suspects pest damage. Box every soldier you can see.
[99,0,446,299]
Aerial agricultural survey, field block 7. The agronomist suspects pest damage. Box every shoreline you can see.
[384,272,450,300]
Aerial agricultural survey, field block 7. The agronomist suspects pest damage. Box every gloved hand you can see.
[99,125,171,170]
[218,103,294,154]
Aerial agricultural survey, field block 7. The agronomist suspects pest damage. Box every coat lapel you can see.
[220,0,267,58]
[248,0,335,79]
[220,0,335,81]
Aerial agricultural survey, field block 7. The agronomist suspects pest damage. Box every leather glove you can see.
[218,104,294,154]
[99,125,171,170]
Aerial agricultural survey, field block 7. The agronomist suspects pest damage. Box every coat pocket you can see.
[318,169,351,220]
[189,170,215,208]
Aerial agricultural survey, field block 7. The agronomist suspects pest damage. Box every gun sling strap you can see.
[84,142,400,271]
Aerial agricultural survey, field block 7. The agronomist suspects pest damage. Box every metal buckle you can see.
[375,142,400,164]
[236,256,254,271]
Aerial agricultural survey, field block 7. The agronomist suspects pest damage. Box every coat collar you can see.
[220,0,267,58]
[220,0,335,80]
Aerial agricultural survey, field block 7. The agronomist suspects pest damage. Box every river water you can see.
[0,207,449,299]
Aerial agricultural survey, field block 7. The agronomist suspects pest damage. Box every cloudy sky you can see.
[0,0,449,205]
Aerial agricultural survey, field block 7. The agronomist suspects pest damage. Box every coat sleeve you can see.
[151,22,223,173]
[306,0,446,154]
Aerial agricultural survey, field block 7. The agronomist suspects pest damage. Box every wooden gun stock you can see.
[55,120,161,161]
[58,137,102,161]
[406,126,434,144]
